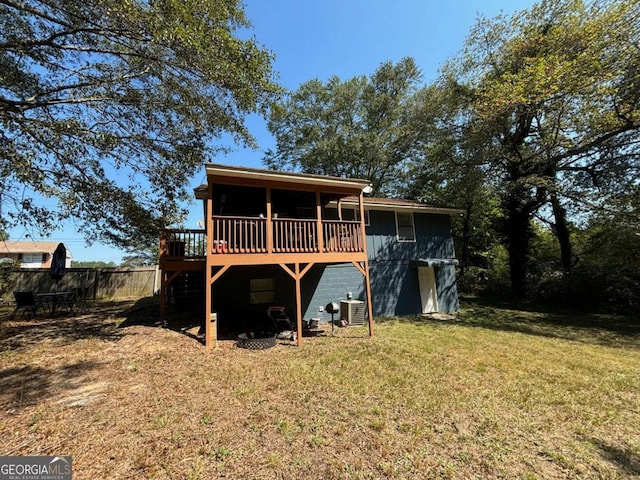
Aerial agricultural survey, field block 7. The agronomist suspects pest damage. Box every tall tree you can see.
[441,0,640,296]
[265,58,426,196]
[405,83,500,278]
[1,0,279,249]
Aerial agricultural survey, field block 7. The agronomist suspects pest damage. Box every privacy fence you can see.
[3,266,159,302]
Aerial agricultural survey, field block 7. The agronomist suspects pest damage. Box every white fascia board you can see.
[337,199,464,216]
[204,163,370,191]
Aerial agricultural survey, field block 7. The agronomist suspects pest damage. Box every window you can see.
[250,278,275,304]
[342,208,370,225]
[21,253,43,266]
[396,212,415,242]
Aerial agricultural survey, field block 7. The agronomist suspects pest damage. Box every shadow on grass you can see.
[119,297,357,345]
[118,296,206,344]
[591,438,640,476]
[376,296,640,349]
[0,360,103,411]
[0,301,129,352]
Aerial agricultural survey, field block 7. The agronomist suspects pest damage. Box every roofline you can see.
[204,163,371,191]
[0,241,71,254]
[339,199,465,215]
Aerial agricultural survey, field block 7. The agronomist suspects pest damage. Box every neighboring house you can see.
[0,241,73,269]
[159,163,461,348]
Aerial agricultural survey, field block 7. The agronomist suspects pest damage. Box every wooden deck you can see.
[159,163,375,350]
[159,216,366,267]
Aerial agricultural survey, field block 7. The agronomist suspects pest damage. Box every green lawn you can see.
[0,298,638,479]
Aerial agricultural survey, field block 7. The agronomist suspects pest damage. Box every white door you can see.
[418,267,438,313]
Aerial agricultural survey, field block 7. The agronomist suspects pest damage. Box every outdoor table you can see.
[35,291,75,316]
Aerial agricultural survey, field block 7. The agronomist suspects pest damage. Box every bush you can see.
[533,265,640,315]
[0,260,16,297]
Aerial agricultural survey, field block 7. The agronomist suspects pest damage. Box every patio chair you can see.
[9,291,43,320]
[74,286,91,314]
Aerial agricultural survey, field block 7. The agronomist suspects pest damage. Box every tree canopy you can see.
[263,0,640,305]
[441,0,640,295]
[265,58,426,196]
[1,0,279,250]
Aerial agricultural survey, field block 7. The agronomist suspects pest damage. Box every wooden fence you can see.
[4,266,159,302]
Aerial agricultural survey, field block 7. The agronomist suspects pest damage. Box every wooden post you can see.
[358,191,374,336]
[159,230,167,324]
[159,271,166,323]
[205,181,215,349]
[364,260,374,337]
[266,187,273,254]
[295,263,303,347]
[315,191,324,253]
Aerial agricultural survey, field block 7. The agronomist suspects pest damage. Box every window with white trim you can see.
[396,212,416,242]
[21,253,45,267]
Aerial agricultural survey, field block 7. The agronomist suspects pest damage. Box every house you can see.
[159,163,461,348]
[0,241,73,269]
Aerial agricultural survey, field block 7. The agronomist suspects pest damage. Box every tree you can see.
[441,0,640,296]
[1,0,279,250]
[71,260,116,268]
[404,83,501,281]
[120,252,157,267]
[265,58,426,196]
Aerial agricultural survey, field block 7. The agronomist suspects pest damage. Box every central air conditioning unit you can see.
[340,299,365,326]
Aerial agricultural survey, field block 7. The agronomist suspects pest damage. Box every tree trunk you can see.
[459,203,473,276]
[550,192,573,273]
[504,193,533,298]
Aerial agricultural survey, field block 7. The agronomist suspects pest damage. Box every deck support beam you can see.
[358,190,374,337]
[205,182,215,349]
[278,262,315,347]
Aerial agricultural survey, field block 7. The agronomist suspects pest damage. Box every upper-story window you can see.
[341,207,370,225]
[396,212,416,242]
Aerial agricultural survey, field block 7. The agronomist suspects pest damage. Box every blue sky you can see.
[10,0,536,263]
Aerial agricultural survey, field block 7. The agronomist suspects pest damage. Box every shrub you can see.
[0,260,16,297]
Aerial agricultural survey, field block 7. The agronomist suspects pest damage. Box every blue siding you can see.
[363,210,459,315]
[367,210,455,261]
[212,209,459,329]
[301,264,366,322]
[212,265,296,333]
[368,260,421,316]
[212,264,369,327]
[436,265,459,312]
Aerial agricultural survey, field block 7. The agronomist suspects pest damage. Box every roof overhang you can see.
[339,198,464,215]
[410,258,459,268]
[203,163,371,192]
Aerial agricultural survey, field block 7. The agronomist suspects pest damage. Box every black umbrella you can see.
[50,243,67,282]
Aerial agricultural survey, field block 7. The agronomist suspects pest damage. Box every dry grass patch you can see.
[0,297,638,479]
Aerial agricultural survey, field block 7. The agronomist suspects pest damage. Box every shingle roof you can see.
[0,241,61,254]
[341,196,464,214]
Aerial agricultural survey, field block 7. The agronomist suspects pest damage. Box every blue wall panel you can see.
[211,209,459,330]
[367,211,456,261]
[363,210,459,315]
[301,263,366,322]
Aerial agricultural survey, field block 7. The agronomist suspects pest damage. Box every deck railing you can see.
[323,221,363,252]
[161,217,365,259]
[160,229,207,258]
[273,218,318,253]
[213,216,267,254]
